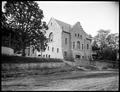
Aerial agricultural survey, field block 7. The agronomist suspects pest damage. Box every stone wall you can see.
[2,62,66,70]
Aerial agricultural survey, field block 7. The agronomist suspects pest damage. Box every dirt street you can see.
[2,70,119,91]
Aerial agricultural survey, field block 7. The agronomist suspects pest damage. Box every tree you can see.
[92,29,119,61]
[2,1,48,56]
[94,29,110,49]
[106,33,119,50]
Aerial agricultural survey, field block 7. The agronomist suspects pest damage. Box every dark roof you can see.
[55,19,71,33]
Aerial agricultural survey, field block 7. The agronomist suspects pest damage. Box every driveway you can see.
[2,70,119,91]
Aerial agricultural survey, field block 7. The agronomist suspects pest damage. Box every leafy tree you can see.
[106,33,119,50]
[2,1,48,56]
[94,29,110,49]
[92,29,119,61]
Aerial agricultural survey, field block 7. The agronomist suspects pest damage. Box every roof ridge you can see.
[55,18,71,27]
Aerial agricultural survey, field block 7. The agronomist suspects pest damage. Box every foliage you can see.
[2,1,48,56]
[92,29,119,61]
[1,54,63,63]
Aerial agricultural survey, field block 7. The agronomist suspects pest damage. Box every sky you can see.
[36,1,119,37]
[2,1,119,37]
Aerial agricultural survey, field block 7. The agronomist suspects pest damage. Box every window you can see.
[65,38,67,45]
[82,44,84,50]
[73,42,75,49]
[52,47,54,52]
[75,33,76,37]
[78,34,79,37]
[80,35,82,39]
[64,51,67,57]
[49,32,53,42]
[46,54,47,58]
[57,48,59,53]
[47,46,49,50]
[77,41,80,49]
[87,44,89,49]
[38,54,41,57]
[76,55,81,59]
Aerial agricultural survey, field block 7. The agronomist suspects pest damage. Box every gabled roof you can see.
[55,18,71,33]
[71,22,88,36]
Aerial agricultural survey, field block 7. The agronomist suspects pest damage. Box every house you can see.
[26,17,92,61]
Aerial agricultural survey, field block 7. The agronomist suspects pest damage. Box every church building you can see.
[26,17,92,61]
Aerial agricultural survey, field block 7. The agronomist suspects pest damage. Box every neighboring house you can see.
[2,46,14,55]
[26,17,92,61]
[25,45,37,57]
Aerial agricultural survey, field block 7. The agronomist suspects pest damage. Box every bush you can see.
[1,54,63,63]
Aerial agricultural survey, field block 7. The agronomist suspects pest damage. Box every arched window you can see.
[49,32,53,42]
[77,41,80,49]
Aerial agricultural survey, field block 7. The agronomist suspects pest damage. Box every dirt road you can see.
[2,70,119,91]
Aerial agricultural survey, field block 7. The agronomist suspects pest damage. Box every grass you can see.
[2,63,76,80]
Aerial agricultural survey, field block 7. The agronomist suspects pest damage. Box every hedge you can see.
[1,54,64,63]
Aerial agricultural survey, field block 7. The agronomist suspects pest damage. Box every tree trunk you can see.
[22,48,26,56]
[9,32,11,48]
[21,33,26,56]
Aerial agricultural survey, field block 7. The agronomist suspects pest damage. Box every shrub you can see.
[1,54,63,63]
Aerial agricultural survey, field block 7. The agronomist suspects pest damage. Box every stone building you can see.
[26,17,92,61]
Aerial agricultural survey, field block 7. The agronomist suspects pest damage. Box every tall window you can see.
[77,41,80,49]
[48,46,49,51]
[73,42,75,49]
[57,48,59,53]
[80,35,82,39]
[87,44,89,49]
[75,33,76,37]
[52,47,54,52]
[65,38,67,45]
[78,34,79,37]
[49,32,53,42]
[82,44,84,50]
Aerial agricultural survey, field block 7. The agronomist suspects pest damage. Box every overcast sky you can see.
[36,1,119,37]
[2,1,119,37]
